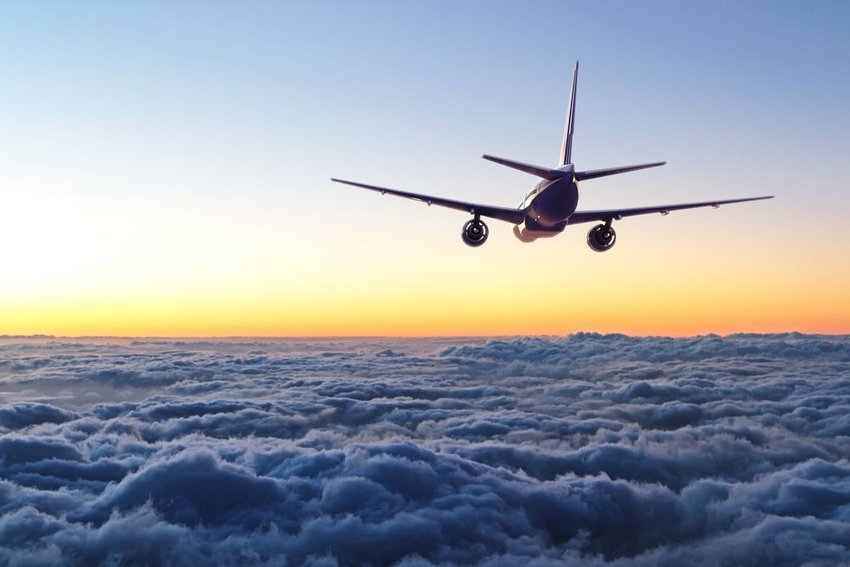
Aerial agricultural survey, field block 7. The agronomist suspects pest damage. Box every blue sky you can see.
[1,1,849,335]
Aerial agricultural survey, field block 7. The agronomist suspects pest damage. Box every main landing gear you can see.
[587,221,616,252]
[462,215,489,247]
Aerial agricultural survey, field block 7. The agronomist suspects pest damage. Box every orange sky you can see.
[3,219,847,337]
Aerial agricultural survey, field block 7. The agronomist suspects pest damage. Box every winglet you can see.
[559,61,579,166]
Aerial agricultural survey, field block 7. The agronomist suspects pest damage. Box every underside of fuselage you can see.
[512,222,563,242]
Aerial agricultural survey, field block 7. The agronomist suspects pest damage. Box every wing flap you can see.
[567,195,774,225]
[331,178,526,224]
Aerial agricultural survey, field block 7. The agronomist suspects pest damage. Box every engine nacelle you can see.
[587,224,616,252]
[462,219,489,247]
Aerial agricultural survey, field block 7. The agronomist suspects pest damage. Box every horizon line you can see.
[1,330,843,341]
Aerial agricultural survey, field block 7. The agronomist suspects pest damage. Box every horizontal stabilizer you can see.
[575,161,666,181]
[481,154,568,180]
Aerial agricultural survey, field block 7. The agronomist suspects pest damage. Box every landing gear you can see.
[587,223,616,252]
[462,217,489,247]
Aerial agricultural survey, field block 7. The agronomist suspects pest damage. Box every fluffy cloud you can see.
[0,334,848,565]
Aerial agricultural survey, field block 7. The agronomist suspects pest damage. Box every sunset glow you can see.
[1,2,848,337]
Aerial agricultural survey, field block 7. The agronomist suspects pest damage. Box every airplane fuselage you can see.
[514,176,579,242]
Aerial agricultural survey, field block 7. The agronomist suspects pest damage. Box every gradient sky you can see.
[1,1,849,337]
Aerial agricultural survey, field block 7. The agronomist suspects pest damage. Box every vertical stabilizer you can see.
[559,61,579,166]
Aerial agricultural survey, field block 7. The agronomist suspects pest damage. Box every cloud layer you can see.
[1,334,849,565]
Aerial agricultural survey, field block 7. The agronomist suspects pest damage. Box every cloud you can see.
[0,403,77,429]
[0,334,848,565]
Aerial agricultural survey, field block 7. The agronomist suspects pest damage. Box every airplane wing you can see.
[331,178,526,224]
[567,195,774,225]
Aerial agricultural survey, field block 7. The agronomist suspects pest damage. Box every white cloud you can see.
[0,334,848,565]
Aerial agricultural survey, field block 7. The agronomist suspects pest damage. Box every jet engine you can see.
[587,224,616,252]
[462,219,489,247]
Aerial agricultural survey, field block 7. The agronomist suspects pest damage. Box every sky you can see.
[1,1,849,336]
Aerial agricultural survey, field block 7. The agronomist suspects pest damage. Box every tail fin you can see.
[559,61,579,166]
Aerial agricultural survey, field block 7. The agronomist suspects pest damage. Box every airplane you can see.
[331,62,773,251]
